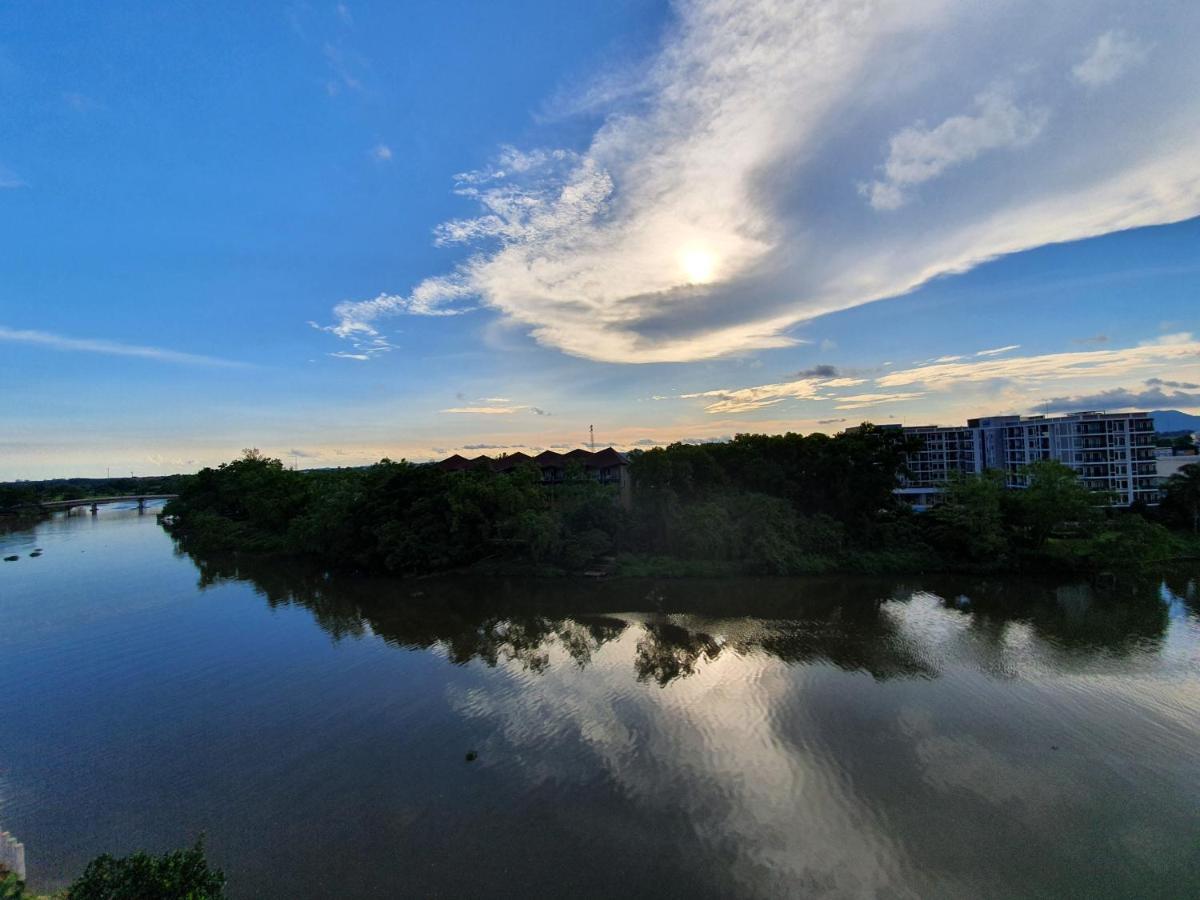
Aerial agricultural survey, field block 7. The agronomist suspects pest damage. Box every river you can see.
[1,508,1198,898]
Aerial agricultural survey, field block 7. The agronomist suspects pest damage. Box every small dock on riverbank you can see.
[1,830,26,882]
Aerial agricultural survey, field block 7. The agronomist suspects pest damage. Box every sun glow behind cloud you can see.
[318,0,1200,365]
[679,247,718,285]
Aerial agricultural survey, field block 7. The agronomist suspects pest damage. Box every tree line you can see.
[159,429,1200,577]
[0,475,190,514]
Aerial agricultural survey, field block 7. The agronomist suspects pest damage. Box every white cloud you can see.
[371,144,392,162]
[322,42,363,94]
[318,1,1200,364]
[672,334,1200,419]
[1073,30,1148,88]
[0,325,249,367]
[679,373,865,415]
[975,344,1020,356]
[0,165,24,188]
[834,392,926,410]
[877,333,1200,388]
[863,85,1048,210]
[440,398,550,415]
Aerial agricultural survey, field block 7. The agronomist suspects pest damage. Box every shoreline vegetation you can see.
[151,428,1199,579]
[2,839,225,900]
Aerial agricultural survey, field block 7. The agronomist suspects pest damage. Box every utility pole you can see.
[589,425,595,451]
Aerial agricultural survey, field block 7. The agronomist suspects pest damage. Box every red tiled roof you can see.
[436,454,473,472]
[439,447,627,472]
[590,447,626,468]
[492,451,534,472]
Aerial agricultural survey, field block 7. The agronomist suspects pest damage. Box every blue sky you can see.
[1,0,1198,479]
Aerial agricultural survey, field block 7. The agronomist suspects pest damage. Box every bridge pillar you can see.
[138,498,146,514]
[91,503,98,515]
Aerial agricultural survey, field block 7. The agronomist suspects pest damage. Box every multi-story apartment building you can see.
[897,411,1158,509]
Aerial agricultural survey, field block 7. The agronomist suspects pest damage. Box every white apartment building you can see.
[897,411,1158,509]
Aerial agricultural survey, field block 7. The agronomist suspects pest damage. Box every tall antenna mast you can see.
[589,425,595,451]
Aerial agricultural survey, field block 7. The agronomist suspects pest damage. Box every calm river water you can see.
[1,509,1198,898]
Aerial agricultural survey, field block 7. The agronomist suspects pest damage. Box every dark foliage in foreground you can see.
[67,839,225,900]
[162,435,1199,577]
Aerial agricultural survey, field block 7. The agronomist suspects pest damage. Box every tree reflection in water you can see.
[178,541,1193,685]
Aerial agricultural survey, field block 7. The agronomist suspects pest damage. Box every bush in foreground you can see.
[67,839,225,900]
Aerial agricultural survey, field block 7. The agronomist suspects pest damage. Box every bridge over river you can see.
[39,495,178,515]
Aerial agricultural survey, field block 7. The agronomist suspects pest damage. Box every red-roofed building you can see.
[436,447,631,505]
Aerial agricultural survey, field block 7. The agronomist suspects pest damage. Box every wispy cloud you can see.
[0,325,249,367]
[289,3,367,97]
[308,319,396,358]
[0,165,24,189]
[679,372,865,415]
[317,2,1200,365]
[833,392,926,410]
[1072,30,1148,88]
[877,333,1200,388]
[321,41,364,95]
[862,85,1047,211]
[670,334,1200,419]
[439,394,550,416]
[975,344,1020,357]
[371,143,392,162]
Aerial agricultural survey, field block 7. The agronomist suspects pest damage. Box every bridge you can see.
[39,494,178,516]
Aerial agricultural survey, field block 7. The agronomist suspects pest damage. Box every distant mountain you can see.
[1151,410,1200,433]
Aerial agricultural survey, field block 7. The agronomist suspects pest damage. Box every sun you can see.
[679,247,717,284]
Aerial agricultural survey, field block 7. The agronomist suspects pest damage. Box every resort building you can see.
[897,411,1159,509]
[436,447,632,505]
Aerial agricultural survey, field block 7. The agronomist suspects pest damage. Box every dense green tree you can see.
[1082,514,1176,570]
[929,470,1010,566]
[1171,434,1197,453]
[1005,460,1101,550]
[1162,462,1200,533]
[68,839,225,900]
[0,872,24,900]
[159,430,1190,578]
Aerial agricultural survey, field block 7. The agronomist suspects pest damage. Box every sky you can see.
[1,0,1198,480]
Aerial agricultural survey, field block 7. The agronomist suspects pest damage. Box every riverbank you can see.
[167,524,1200,584]
[158,444,1200,583]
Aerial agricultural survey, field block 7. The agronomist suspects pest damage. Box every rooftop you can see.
[436,447,628,473]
